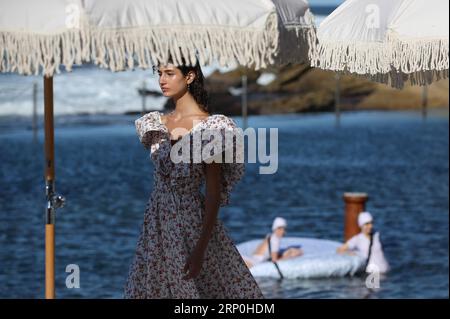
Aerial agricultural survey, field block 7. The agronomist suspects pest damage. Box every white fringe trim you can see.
[366,68,449,89]
[0,29,90,77]
[88,12,279,72]
[311,40,393,74]
[311,34,449,89]
[0,11,279,75]
[273,9,318,65]
[390,37,449,74]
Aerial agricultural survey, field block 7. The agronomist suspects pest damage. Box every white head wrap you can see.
[272,217,287,231]
[358,211,373,228]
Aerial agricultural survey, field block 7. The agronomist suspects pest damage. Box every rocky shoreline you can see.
[158,64,448,116]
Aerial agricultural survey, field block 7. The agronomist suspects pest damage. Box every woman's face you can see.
[157,64,192,98]
[361,222,373,235]
[274,227,286,237]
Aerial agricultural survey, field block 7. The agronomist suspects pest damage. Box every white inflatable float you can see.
[237,237,366,279]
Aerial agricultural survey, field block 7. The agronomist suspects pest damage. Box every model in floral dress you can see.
[123,109,264,299]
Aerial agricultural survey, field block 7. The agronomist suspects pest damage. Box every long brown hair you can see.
[153,56,209,113]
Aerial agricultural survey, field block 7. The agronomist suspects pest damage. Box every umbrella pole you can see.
[44,76,55,299]
[335,73,341,127]
[421,85,428,120]
[241,74,248,130]
[32,82,38,143]
[43,76,65,299]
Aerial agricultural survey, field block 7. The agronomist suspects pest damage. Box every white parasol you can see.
[311,0,449,89]
[1,0,280,76]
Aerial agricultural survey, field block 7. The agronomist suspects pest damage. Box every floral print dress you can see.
[124,111,264,299]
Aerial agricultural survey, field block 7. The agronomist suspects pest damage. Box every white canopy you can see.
[312,0,449,89]
[85,0,279,71]
[0,0,90,76]
[272,0,317,65]
[0,0,280,76]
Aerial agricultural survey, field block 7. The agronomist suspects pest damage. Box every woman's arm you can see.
[183,162,221,280]
[337,243,349,254]
[271,252,280,262]
[197,162,222,252]
[337,243,357,256]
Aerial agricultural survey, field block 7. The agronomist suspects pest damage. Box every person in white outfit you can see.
[243,217,303,268]
[337,212,390,273]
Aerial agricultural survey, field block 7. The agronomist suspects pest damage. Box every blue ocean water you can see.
[0,111,448,299]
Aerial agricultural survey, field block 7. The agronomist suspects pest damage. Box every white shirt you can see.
[261,234,281,260]
[347,232,390,273]
[244,234,281,266]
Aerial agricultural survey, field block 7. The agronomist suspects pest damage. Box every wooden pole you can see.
[241,74,248,130]
[45,224,55,298]
[141,80,146,114]
[44,76,55,299]
[32,82,38,143]
[335,73,341,127]
[343,192,368,242]
[421,85,428,120]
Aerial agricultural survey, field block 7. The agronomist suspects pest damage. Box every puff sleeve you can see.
[134,111,167,150]
[199,115,245,207]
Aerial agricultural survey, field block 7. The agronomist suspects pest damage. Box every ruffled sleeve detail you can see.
[134,111,167,150]
[199,115,245,207]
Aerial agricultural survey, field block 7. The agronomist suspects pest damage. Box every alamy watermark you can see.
[66,264,80,289]
[365,4,381,29]
[168,127,279,174]
[65,1,81,29]
[365,264,381,289]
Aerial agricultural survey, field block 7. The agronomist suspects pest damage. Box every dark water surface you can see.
[0,111,448,298]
